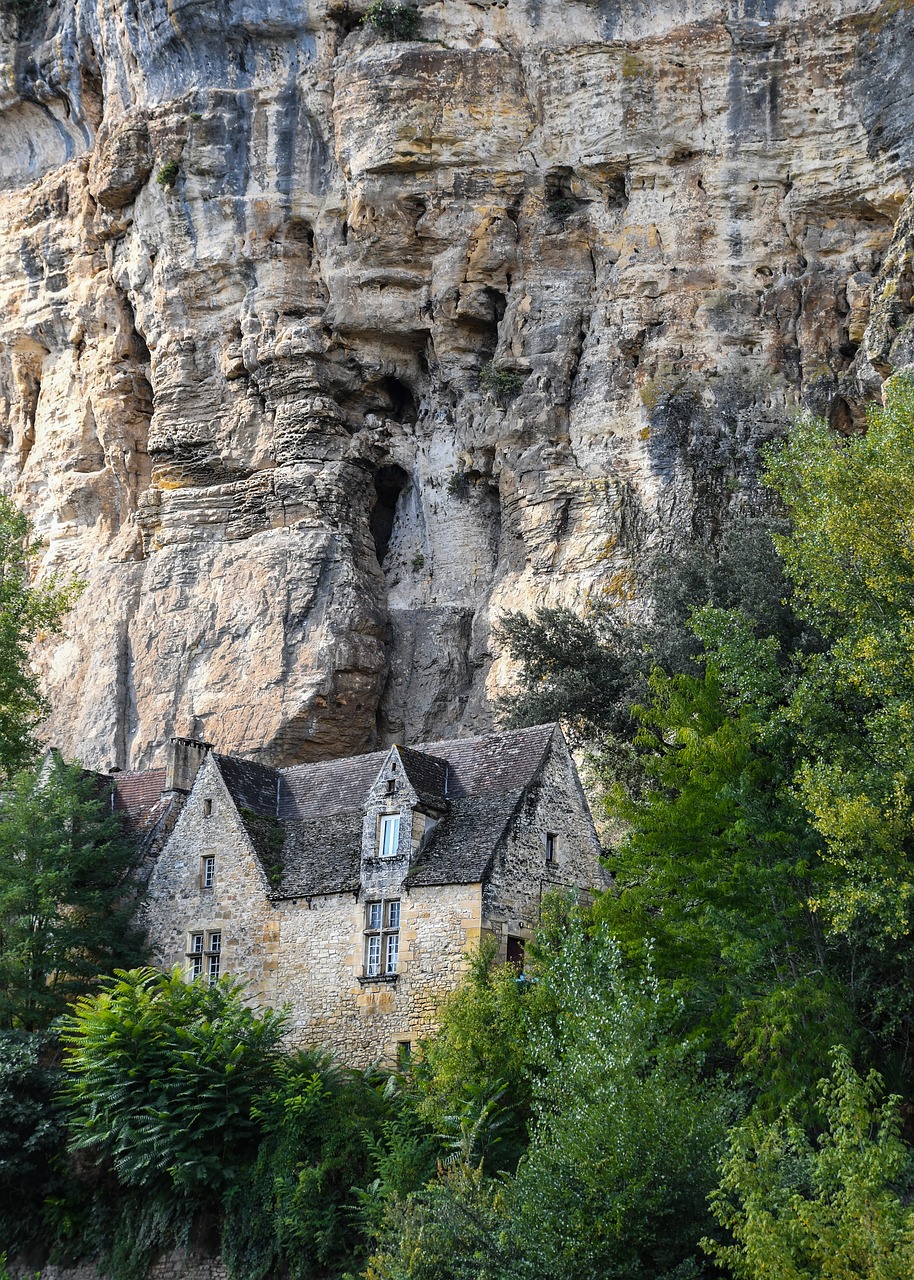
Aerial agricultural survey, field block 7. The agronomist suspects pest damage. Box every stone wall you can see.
[11,1252,227,1280]
[141,753,280,1006]
[278,881,483,1066]
[483,733,608,957]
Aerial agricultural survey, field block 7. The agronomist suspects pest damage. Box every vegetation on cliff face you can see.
[0,496,81,780]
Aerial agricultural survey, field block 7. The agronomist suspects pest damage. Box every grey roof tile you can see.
[215,755,281,816]
[278,813,362,898]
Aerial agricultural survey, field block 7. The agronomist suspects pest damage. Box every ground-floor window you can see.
[364,899,400,976]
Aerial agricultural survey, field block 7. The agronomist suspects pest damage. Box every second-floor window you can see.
[201,855,215,889]
[364,899,400,976]
[378,813,400,858]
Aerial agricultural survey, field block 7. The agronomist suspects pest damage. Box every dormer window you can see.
[386,778,396,795]
[378,813,400,858]
[203,798,213,818]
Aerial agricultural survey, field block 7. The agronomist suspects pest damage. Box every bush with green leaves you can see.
[156,160,179,188]
[363,1,420,40]
[0,757,146,1032]
[0,1031,68,1257]
[59,969,288,1276]
[479,363,525,403]
[411,936,542,1174]
[222,1052,388,1280]
[707,1047,914,1279]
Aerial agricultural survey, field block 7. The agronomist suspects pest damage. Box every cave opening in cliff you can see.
[370,464,410,564]
[377,376,417,424]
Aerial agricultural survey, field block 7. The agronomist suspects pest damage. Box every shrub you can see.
[0,1031,68,1255]
[546,197,578,219]
[446,471,469,499]
[480,364,525,403]
[363,1,420,39]
[411,552,426,571]
[156,161,179,189]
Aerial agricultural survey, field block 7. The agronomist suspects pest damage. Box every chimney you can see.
[164,736,213,795]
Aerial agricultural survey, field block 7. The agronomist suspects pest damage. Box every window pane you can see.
[202,857,215,888]
[209,932,221,953]
[386,900,400,929]
[208,952,220,982]
[379,814,400,857]
[190,955,203,980]
[367,901,382,930]
[190,933,204,953]
[384,932,399,974]
[366,934,381,976]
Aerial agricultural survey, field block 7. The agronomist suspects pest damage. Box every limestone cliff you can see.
[0,0,912,769]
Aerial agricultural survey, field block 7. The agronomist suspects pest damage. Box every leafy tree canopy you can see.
[707,1047,914,1280]
[0,758,146,1032]
[765,374,914,936]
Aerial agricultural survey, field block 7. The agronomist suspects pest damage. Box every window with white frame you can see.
[187,930,221,982]
[201,855,216,889]
[188,932,204,980]
[364,899,400,976]
[378,813,401,858]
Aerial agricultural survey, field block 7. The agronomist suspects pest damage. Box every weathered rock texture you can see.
[1,0,913,769]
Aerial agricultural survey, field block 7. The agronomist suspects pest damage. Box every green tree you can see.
[0,496,79,778]
[222,1052,387,1280]
[411,937,541,1173]
[707,1048,914,1279]
[0,1030,67,1256]
[764,374,914,938]
[60,968,288,1278]
[364,919,730,1280]
[0,758,146,1031]
[494,517,814,775]
[596,607,852,1112]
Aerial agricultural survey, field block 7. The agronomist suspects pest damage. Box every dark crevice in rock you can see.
[370,463,410,564]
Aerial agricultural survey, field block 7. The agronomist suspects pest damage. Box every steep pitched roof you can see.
[272,724,557,896]
[278,753,387,821]
[214,755,280,816]
[129,725,563,896]
[395,745,450,803]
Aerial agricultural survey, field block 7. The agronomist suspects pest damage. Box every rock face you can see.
[0,0,912,770]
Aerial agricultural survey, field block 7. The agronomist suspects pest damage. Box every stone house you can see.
[110,723,605,1066]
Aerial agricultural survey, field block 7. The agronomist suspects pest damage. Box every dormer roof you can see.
[391,744,450,805]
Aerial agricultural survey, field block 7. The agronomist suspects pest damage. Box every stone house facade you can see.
[113,723,605,1066]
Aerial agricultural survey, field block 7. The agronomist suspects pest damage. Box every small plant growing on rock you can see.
[156,160,180,189]
[411,552,426,571]
[363,0,420,39]
[547,196,578,220]
[480,363,525,404]
[447,471,469,499]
